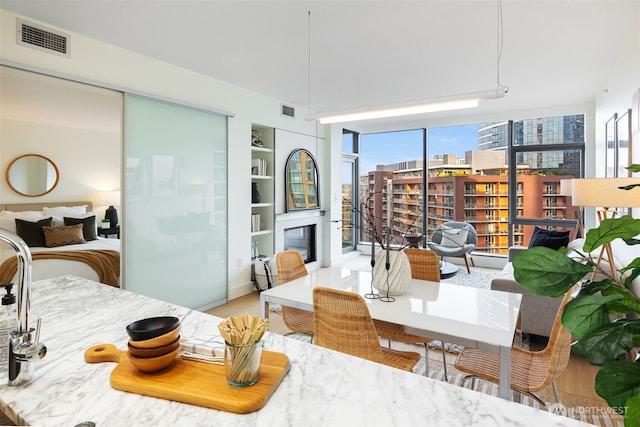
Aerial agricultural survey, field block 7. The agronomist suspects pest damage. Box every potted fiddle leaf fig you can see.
[512,171,640,427]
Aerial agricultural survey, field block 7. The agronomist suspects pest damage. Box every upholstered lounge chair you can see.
[427,221,477,273]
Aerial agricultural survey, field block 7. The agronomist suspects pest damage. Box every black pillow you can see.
[14,217,53,247]
[64,215,98,241]
[528,226,571,250]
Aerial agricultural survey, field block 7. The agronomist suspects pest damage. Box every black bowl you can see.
[126,316,180,341]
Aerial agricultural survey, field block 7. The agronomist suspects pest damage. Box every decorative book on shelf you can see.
[251,214,261,232]
[251,159,268,176]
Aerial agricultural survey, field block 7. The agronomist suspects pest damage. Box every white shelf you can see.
[251,124,275,261]
[251,146,273,153]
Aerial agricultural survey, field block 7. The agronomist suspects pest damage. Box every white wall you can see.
[591,21,640,226]
[1,120,120,205]
[0,9,326,300]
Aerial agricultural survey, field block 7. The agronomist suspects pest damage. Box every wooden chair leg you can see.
[463,255,470,273]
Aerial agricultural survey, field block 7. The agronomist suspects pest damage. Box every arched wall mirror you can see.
[6,154,60,197]
[285,148,319,211]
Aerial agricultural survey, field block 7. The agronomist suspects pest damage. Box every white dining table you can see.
[260,267,522,400]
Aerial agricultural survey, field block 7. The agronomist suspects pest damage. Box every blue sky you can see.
[358,125,479,176]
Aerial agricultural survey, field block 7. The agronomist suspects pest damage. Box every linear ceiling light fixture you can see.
[305,88,506,124]
[305,0,508,124]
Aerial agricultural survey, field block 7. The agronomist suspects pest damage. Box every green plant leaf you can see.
[623,238,640,246]
[579,279,614,296]
[570,319,640,365]
[512,246,593,297]
[561,294,623,339]
[595,361,640,424]
[624,391,640,427]
[601,286,640,314]
[584,216,640,253]
[627,164,640,173]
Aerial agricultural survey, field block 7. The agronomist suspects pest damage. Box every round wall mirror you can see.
[6,154,60,197]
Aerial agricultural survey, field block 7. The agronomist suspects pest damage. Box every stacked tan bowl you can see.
[126,316,181,373]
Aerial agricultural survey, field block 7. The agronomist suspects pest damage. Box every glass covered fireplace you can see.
[283,224,316,264]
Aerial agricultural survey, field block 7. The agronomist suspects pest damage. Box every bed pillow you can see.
[440,225,468,248]
[0,210,45,219]
[528,227,571,250]
[42,224,86,248]
[43,206,88,226]
[14,217,53,247]
[0,211,45,233]
[64,215,98,241]
[0,218,17,234]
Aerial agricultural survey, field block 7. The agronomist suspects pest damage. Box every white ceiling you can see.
[1,0,639,132]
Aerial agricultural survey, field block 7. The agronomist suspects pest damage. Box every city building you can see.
[360,152,575,254]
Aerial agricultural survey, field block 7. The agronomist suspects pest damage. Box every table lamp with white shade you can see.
[559,178,580,236]
[571,178,640,277]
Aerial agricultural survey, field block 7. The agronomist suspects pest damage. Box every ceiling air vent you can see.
[281,104,295,118]
[16,19,70,58]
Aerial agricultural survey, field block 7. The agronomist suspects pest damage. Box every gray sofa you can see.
[490,246,562,338]
[494,237,640,338]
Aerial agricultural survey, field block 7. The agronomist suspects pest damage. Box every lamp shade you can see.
[98,190,121,207]
[571,178,640,208]
[559,179,573,196]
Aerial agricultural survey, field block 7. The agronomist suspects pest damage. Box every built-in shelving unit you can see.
[251,125,275,259]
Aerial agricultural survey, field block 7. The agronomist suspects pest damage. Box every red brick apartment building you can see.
[366,169,575,255]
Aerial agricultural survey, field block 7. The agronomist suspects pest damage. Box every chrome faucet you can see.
[0,229,46,385]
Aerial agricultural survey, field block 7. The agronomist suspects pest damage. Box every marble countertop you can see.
[0,275,592,426]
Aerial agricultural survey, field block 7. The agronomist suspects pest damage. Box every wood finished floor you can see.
[206,264,622,423]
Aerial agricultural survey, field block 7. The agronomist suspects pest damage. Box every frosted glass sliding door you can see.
[124,94,227,309]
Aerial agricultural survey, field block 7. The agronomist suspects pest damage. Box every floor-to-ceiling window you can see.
[358,129,425,248]
[342,130,359,252]
[508,115,585,246]
[357,114,585,255]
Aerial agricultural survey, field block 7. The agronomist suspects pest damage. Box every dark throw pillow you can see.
[64,215,98,241]
[528,226,571,250]
[14,217,53,247]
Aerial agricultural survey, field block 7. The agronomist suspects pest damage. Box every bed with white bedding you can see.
[0,201,121,287]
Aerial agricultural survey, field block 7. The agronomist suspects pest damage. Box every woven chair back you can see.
[536,284,578,386]
[276,250,308,284]
[403,248,441,281]
[313,286,386,364]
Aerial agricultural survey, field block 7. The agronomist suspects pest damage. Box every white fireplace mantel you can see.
[275,210,325,270]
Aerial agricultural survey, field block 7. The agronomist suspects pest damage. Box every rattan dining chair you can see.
[313,286,421,372]
[454,284,577,407]
[373,248,449,379]
[275,250,314,341]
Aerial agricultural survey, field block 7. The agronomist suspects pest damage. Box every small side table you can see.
[97,225,120,239]
[439,261,459,279]
[404,233,424,248]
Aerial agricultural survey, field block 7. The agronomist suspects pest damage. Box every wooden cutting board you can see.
[84,343,290,414]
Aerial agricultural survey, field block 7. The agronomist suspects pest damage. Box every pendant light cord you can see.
[308,10,319,158]
[497,0,509,93]
[308,10,312,114]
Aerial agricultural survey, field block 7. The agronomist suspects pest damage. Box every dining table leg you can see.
[260,294,269,319]
[498,345,511,400]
